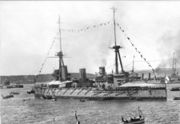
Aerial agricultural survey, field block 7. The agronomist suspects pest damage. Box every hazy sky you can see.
[1,1,180,76]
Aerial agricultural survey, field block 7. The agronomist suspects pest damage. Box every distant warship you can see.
[169,52,180,83]
[34,8,167,100]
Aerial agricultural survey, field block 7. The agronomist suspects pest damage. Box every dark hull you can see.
[34,94,166,101]
[174,97,180,100]
[123,119,144,124]
[34,85,167,101]
[2,95,14,99]
[171,87,180,91]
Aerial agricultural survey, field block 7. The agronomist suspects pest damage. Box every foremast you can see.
[57,16,64,81]
[111,7,125,74]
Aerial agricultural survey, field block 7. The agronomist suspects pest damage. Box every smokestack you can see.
[99,66,106,76]
[79,68,86,81]
[148,73,151,80]
[141,73,144,80]
[62,65,68,81]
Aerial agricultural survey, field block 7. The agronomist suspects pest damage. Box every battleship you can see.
[33,8,167,101]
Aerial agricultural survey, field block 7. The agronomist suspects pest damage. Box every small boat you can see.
[27,90,35,94]
[174,97,180,100]
[6,84,23,88]
[42,95,57,101]
[15,84,24,88]
[6,85,14,88]
[122,117,145,124]
[171,87,180,91]
[23,98,31,102]
[10,91,20,95]
[121,107,145,124]
[42,95,53,99]
[1,94,14,99]
[80,99,86,102]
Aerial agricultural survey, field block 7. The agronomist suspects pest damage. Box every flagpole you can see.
[165,75,169,100]
[165,82,167,100]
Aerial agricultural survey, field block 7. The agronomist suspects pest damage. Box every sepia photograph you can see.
[0,1,180,124]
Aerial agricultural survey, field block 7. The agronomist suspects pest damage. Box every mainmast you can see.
[111,7,124,74]
[58,16,64,81]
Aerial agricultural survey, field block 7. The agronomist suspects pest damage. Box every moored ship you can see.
[33,8,167,101]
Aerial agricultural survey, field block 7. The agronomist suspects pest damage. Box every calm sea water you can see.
[1,84,180,124]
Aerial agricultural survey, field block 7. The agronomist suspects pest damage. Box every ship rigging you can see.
[36,8,156,82]
[33,8,167,101]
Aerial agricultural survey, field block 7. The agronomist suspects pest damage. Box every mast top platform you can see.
[57,51,63,57]
[112,45,123,49]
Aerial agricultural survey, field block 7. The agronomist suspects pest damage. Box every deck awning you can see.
[120,81,165,88]
[47,80,73,85]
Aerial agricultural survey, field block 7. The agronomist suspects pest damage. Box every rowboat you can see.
[122,117,145,124]
[121,107,145,124]
[1,94,14,99]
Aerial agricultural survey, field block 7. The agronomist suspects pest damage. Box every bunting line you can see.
[36,21,156,79]
[61,21,111,33]
[36,21,110,76]
[37,38,56,75]
[116,23,156,78]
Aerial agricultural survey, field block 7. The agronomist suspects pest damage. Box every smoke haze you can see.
[1,1,180,75]
[157,30,180,69]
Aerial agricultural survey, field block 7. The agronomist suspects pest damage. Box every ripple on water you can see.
[1,84,180,124]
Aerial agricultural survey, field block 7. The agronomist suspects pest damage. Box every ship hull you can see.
[35,94,166,100]
[34,86,167,101]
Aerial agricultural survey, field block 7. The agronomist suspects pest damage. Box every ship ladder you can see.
[42,87,47,96]
[40,87,43,95]
[51,88,57,96]
[46,88,51,96]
